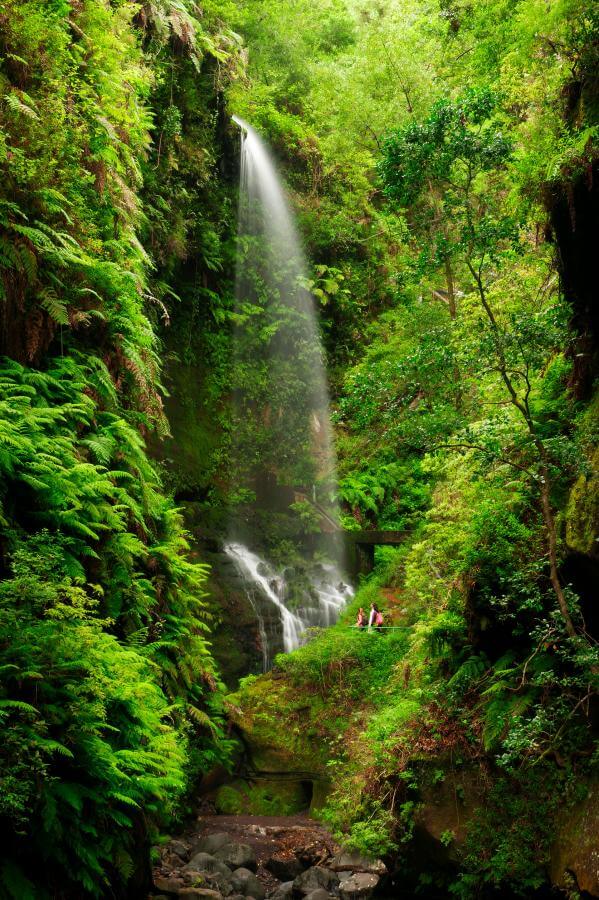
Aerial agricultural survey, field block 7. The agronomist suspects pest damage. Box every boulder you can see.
[183,870,207,885]
[154,875,186,894]
[177,890,223,900]
[215,843,258,873]
[338,874,379,899]
[205,873,235,896]
[265,856,304,881]
[292,866,338,896]
[186,852,233,879]
[304,891,331,900]
[328,853,386,876]
[184,871,233,896]
[169,840,191,862]
[268,881,294,900]
[193,834,233,856]
[229,867,265,900]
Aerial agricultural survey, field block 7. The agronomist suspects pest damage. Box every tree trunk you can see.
[539,471,577,638]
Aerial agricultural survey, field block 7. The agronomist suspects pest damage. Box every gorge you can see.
[0,1,597,899]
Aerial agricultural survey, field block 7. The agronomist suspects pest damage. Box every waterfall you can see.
[229,116,351,668]
[224,542,352,670]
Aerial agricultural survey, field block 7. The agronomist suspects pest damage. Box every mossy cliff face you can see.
[565,445,599,558]
[185,531,268,688]
[222,553,598,897]
[227,673,331,776]
[550,777,599,896]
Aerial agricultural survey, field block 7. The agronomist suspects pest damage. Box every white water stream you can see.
[229,117,352,669]
[225,542,352,670]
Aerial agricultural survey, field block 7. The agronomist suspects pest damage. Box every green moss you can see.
[154,360,223,496]
[215,784,247,814]
[228,673,331,774]
[215,779,311,815]
[565,445,599,554]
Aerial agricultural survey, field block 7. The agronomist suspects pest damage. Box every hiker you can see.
[355,607,366,629]
[369,603,384,632]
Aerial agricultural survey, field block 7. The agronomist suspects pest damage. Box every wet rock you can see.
[338,874,379,899]
[186,852,233,878]
[155,875,186,894]
[177,890,223,900]
[169,840,191,862]
[183,870,207,885]
[304,891,331,900]
[215,844,258,873]
[265,855,304,881]
[293,866,338,896]
[184,870,233,896]
[328,853,386,876]
[193,833,233,856]
[229,867,265,900]
[205,872,235,896]
[268,881,294,900]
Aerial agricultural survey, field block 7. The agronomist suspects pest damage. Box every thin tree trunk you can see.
[467,260,577,637]
[539,470,577,637]
[444,254,457,321]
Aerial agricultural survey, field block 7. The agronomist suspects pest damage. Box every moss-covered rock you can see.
[227,673,331,775]
[214,778,312,815]
[565,445,599,555]
[550,777,599,896]
[412,759,487,866]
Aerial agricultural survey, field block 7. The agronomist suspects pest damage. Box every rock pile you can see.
[151,828,387,900]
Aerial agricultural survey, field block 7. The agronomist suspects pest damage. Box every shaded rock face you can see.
[338,873,379,899]
[551,778,599,896]
[186,853,233,878]
[328,854,386,877]
[230,866,266,900]
[266,856,304,881]
[292,866,338,896]
[215,843,258,873]
[214,778,314,818]
[193,834,234,856]
[411,761,486,866]
[268,882,294,900]
[550,158,599,397]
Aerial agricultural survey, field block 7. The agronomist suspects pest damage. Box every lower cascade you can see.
[225,542,353,670]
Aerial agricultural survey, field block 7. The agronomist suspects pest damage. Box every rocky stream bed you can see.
[151,815,388,900]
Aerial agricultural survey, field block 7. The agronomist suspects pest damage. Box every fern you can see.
[482,691,536,751]
[38,287,69,324]
[0,859,37,900]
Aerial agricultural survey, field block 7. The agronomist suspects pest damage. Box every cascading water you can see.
[229,116,352,669]
[225,542,351,670]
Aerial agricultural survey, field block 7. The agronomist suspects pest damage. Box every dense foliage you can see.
[0,2,238,896]
[0,0,597,897]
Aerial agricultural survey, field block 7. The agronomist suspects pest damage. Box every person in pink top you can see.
[369,603,384,631]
